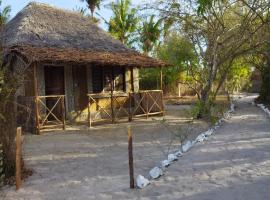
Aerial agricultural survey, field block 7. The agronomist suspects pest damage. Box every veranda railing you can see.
[87,90,164,127]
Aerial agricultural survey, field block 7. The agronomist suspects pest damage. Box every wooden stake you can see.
[16,127,22,190]
[128,126,135,189]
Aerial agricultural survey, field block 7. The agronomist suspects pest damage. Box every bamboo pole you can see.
[16,127,22,190]
[128,126,134,189]
[110,72,115,123]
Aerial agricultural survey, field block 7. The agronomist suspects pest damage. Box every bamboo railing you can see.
[87,90,164,127]
[35,95,66,132]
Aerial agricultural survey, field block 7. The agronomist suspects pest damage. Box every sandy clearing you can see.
[1,95,270,200]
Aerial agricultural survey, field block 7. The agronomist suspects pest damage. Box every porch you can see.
[34,90,164,133]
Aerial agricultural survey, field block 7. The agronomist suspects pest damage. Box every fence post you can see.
[128,126,135,189]
[16,127,22,190]
[61,96,66,130]
[161,90,165,116]
[0,143,4,187]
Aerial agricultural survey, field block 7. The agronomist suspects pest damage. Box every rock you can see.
[182,140,193,153]
[174,150,183,157]
[149,167,163,179]
[136,175,150,189]
[161,160,170,168]
[204,129,214,137]
[196,133,206,142]
[168,154,178,162]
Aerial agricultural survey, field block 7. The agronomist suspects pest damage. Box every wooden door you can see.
[44,66,65,120]
[73,66,88,111]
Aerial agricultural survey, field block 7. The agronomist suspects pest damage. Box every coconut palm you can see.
[108,0,139,45]
[0,0,11,26]
[81,0,102,19]
[140,15,163,55]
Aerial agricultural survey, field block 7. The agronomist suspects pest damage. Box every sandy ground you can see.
[1,94,270,199]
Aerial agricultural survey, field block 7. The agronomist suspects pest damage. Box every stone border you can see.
[254,103,270,117]
[136,102,235,189]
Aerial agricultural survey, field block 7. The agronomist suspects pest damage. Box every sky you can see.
[2,0,147,30]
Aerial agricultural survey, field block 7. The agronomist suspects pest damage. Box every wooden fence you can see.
[0,143,4,187]
[87,90,164,127]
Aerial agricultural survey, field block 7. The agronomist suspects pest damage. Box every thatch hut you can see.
[2,2,168,133]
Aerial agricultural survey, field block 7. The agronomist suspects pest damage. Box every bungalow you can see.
[2,2,168,133]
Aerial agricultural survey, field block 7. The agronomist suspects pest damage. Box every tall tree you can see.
[108,0,139,45]
[0,0,11,26]
[81,0,102,19]
[140,15,163,55]
[153,0,270,117]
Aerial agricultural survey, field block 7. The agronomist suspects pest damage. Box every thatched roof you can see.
[2,2,168,68]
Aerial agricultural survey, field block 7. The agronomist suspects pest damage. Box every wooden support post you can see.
[88,97,92,128]
[61,97,66,130]
[146,92,149,119]
[16,127,22,190]
[110,73,115,123]
[161,90,165,116]
[178,82,181,97]
[33,63,40,134]
[128,92,132,122]
[160,67,163,91]
[128,126,134,189]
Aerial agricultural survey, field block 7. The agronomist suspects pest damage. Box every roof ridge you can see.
[25,1,88,19]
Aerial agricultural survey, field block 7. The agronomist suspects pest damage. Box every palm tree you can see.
[140,15,163,55]
[81,0,102,19]
[108,0,139,45]
[0,0,11,26]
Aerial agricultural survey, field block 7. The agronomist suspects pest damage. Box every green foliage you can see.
[140,15,163,54]
[226,58,252,93]
[108,0,139,45]
[0,0,11,25]
[81,0,102,18]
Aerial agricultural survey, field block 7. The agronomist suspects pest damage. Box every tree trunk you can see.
[257,64,270,103]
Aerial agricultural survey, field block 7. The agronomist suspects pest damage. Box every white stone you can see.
[136,175,150,189]
[182,140,193,153]
[174,150,183,157]
[161,160,170,168]
[196,133,206,142]
[149,167,163,179]
[168,154,178,162]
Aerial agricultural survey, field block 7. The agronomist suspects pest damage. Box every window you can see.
[92,66,125,93]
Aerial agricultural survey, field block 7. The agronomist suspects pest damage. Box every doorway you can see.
[73,65,88,111]
[44,66,65,120]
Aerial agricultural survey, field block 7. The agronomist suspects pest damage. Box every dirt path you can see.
[1,95,270,199]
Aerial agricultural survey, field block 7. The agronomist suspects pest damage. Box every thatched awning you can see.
[7,45,168,68]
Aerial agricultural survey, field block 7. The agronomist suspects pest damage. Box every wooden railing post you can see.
[88,96,92,128]
[128,92,132,122]
[35,97,40,135]
[146,92,149,119]
[61,96,66,130]
[128,126,135,189]
[16,127,22,190]
[161,90,165,116]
